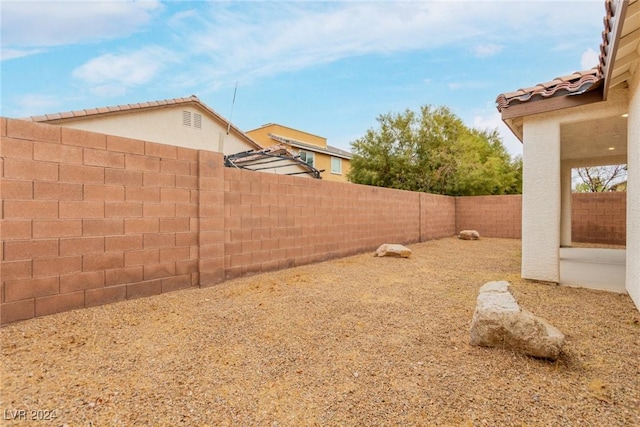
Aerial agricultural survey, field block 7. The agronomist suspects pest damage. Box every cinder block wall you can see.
[0,118,454,324]
[1,118,202,324]
[572,192,627,245]
[455,195,522,239]
[222,169,432,280]
[0,118,627,324]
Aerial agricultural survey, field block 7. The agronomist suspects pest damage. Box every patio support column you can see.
[627,70,640,309]
[521,116,561,282]
[560,161,572,247]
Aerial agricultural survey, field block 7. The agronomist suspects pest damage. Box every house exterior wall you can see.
[520,88,631,285]
[314,154,352,182]
[627,67,640,307]
[248,124,327,147]
[521,117,562,282]
[49,106,256,155]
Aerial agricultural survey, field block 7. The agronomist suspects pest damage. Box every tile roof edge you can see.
[496,70,602,112]
[496,0,617,112]
[27,95,203,122]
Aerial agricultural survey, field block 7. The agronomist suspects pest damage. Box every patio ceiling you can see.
[560,114,628,161]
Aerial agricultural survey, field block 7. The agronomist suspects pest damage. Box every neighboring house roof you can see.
[268,133,353,160]
[27,95,262,150]
[496,0,639,120]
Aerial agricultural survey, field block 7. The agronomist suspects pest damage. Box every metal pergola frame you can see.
[224,145,323,179]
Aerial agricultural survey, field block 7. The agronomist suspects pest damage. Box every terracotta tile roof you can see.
[496,0,617,112]
[496,69,601,111]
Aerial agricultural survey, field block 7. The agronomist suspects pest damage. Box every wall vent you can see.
[182,111,202,130]
[182,110,191,127]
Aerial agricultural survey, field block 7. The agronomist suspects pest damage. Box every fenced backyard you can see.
[0,118,627,325]
[1,118,638,425]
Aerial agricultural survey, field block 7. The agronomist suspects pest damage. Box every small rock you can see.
[469,281,565,360]
[374,244,412,258]
[458,230,480,240]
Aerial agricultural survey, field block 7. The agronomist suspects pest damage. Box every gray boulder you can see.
[469,281,565,360]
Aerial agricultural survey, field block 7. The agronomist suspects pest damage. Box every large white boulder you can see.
[458,230,480,240]
[469,281,565,360]
[374,244,412,258]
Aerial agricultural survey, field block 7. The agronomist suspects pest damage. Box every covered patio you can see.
[496,0,639,309]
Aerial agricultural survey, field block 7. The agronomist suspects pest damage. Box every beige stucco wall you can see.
[627,69,640,309]
[522,117,561,282]
[56,106,256,155]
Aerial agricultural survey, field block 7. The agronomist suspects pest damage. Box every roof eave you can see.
[500,84,604,122]
[602,0,629,100]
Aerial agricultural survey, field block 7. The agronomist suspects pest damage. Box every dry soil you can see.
[1,237,639,426]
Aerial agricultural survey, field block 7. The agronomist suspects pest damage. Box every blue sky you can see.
[1,1,607,156]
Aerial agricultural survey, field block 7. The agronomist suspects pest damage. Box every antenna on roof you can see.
[226,81,238,135]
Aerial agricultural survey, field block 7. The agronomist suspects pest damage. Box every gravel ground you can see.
[1,237,639,426]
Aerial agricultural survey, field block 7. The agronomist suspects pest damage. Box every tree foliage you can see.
[573,165,627,192]
[347,105,522,196]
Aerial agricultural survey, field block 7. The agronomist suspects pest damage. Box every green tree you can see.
[347,105,522,196]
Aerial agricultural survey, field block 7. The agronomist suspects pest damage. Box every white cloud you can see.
[0,48,45,61]
[72,46,176,95]
[173,1,603,89]
[580,47,599,70]
[1,1,163,55]
[9,94,60,118]
[472,43,504,58]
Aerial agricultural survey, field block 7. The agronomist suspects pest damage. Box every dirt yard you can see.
[1,237,639,426]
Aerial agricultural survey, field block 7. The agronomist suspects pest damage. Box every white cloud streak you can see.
[1,0,163,59]
[2,1,605,109]
[166,1,604,90]
[472,44,504,58]
[71,46,177,96]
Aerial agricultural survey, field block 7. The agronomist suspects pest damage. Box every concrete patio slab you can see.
[559,248,626,294]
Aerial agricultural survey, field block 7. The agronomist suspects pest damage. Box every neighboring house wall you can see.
[627,66,640,309]
[33,105,258,155]
[248,124,326,147]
